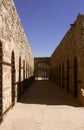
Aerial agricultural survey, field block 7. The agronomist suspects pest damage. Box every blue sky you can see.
[14,0,84,57]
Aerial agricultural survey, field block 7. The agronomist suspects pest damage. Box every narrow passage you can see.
[0,80,84,130]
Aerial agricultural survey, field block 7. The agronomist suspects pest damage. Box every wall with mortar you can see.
[50,14,84,106]
[0,0,34,115]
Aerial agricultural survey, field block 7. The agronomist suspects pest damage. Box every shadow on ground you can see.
[18,80,79,107]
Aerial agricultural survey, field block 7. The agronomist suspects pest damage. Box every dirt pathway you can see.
[0,80,84,130]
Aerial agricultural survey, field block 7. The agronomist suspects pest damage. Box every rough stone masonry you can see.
[0,0,34,123]
[50,14,84,106]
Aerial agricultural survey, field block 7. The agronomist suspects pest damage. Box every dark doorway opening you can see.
[74,57,78,98]
[11,51,16,106]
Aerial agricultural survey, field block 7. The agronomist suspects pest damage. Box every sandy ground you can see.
[0,80,84,130]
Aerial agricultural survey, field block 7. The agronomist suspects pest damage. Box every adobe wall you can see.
[0,0,34,115]
[50,14,84,106]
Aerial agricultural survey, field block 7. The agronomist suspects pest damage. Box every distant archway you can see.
[35,62,50,80]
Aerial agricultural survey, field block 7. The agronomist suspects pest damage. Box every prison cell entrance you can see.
[11,51,15,106]
[18,57,21,99]
[74,57,78,97]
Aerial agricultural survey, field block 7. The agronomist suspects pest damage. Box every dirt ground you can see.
[0,80,84,130]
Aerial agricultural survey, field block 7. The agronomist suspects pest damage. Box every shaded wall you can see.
[0,0,34,122]
[50,14,84,106]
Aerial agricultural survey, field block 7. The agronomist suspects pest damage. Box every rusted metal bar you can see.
[77,80,82,83]
[69,66,74,69]
[64,78,67,80]
[0,61,12,67]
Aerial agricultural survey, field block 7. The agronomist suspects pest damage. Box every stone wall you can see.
[0,0,34,117]
[50,14,84,106]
